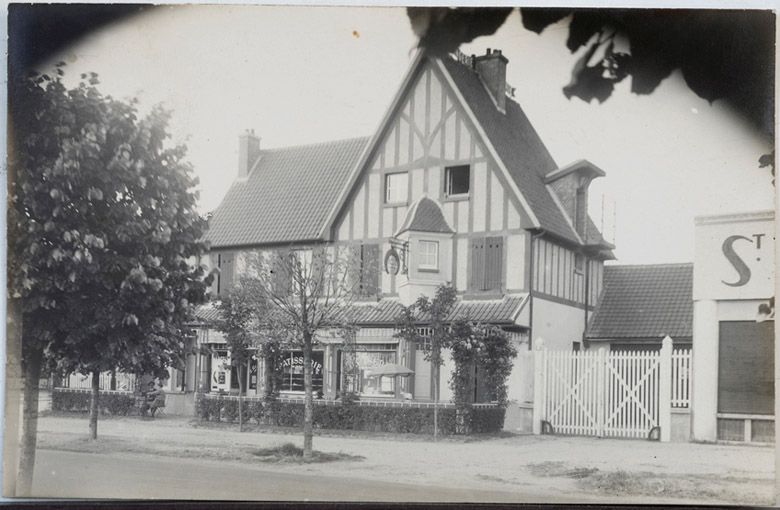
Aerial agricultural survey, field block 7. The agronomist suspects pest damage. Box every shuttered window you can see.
[470,236,503,292]
[271,251,292,297]
[214,251,235,296]
[358,244,380,298]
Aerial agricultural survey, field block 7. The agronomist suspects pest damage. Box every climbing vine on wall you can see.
[449,321,517,407]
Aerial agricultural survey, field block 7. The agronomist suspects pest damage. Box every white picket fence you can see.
[533,336,690,441]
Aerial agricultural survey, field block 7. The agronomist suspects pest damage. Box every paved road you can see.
[31,449,563,503]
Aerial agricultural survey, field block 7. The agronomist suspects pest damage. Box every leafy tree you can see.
[214,277,268,431]
[395,284,458,440]
[8,67,210,494]
[242,246,363,458]
[407,8,774,140]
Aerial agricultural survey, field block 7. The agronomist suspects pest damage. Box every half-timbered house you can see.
[193,49,614,406]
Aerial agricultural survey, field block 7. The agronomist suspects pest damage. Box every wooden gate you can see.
[533,337,689,441]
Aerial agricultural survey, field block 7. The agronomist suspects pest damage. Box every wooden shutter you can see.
[271,251,290,297]
[220,251,235,294]
[209,253,220,295]
[310,246,326,293]
[484,236,503,291]
[470,238,485,291]
[360,244,380,297]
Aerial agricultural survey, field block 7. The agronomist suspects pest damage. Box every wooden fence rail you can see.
[534,336,691,441]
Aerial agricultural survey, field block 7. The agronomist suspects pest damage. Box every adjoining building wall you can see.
[531,297,587,350]
[691,210,774,443]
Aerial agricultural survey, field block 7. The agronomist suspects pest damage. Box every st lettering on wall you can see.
[693,210,774,301]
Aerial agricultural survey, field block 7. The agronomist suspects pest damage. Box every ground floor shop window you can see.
[718,321,774,415]
[342,343,398,396]
[281,351,324,394]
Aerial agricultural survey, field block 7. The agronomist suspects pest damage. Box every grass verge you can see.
[527,460,772,505]
[251,443,365,464]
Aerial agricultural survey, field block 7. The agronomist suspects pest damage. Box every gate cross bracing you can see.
[533,336,690,441]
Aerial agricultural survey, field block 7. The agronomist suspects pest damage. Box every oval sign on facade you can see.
[384,247,400,275]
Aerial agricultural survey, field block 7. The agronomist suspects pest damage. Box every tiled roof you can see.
[441,57,607,248]
[206,137,369,248]
[586,264,693,341]
[396,197,454,235]
[193,303,221,324]
[347,294,528,326]
[194,295,528,329]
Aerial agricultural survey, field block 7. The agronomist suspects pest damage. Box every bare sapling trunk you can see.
[237,362,245,432]
[302,337,314,458]
[17,346,42,497]
[433,345,440,441]
[89,370,99,440]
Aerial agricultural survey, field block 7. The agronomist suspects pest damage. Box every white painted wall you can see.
[532,297,586,350]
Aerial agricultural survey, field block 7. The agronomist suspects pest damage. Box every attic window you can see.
[385,172,408,205]
[445,165,470,197]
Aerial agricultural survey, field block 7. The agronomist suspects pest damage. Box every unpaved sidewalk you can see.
[36,414,773,505]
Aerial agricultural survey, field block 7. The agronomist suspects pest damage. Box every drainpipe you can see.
[583,251,590,349]
[528,230,546,350]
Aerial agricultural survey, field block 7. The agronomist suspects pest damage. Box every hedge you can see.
[195,395,505,435]
[52,388,136,416]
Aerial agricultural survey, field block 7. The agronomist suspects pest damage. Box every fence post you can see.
[532,337,546,435]
[597,347,606,437]
[659,335,673,442]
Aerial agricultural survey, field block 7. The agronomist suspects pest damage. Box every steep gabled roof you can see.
[586,263,693,342]
[439,57,584,245]
[206,137,369,248]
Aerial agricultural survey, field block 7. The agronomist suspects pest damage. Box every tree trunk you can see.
[432,345,440,441]
[17,344,42,497]
[4,298,23,496]
[237,361,245,432]
[89,370,99,440]
[302,336,314,458]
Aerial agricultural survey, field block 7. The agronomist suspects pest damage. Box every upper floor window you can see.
[445,165,470,198]
[574,253,585,274]
[385,172,408,204]
[470,236,503,292]
[418,240,439,272]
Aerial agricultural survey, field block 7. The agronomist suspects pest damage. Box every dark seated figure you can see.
[140,381,166,418]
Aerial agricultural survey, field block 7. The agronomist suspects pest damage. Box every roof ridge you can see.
[259,135,370,153]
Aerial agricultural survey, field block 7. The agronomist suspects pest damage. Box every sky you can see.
[42,5,775,265]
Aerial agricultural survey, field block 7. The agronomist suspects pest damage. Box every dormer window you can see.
[385,172,408,205]
[445,165,470,198]
[418,240,439,272]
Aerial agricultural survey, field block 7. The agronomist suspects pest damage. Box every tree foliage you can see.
[407,8,774,140]
[239,246,363,457]
[395,284,458,440]
[8,66,211,434]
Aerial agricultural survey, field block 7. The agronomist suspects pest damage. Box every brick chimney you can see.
[545,161,606,241]
[238,129,260,179]
[474,48,508,113]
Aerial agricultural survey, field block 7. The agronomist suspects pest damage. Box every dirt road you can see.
[31,414,773,504]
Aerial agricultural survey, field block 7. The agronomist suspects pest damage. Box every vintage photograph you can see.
[5,4,776,504]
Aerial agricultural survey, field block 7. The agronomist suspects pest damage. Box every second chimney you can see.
[474,48,508,113]
[238,129,260,179]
